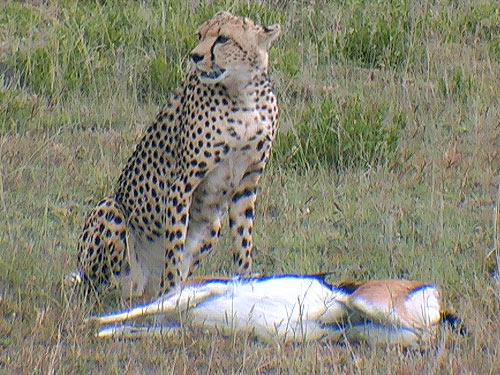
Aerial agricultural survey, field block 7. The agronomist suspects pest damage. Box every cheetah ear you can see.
[258,24,281,49]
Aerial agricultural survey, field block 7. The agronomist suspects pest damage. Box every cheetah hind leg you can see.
[64,198,130,296]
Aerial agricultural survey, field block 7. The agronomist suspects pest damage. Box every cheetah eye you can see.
[215,35,230,45]
[196,32,202,41]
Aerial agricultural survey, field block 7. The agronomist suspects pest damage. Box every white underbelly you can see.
[184,277,346,340]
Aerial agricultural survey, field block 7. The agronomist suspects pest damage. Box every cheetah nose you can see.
[190,53,203,64]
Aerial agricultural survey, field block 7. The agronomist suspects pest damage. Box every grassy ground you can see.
[1,0,499,373]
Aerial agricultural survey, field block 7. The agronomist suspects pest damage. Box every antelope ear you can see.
[258,24,281,49]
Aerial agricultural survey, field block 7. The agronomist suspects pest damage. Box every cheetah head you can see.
[190,12,280,89]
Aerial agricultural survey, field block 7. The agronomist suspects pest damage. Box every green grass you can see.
[273,93,403,170]
[1,0,499,373]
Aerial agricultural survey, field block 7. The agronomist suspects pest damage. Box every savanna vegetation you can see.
[0,0,499,373]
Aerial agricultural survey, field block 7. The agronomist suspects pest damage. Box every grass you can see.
[1,0,499,373]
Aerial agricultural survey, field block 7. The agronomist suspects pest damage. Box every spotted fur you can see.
[71,12,281,298]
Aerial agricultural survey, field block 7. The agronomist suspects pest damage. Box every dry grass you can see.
[1,0,499,373]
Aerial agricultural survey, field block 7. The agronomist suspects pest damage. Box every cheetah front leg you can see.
[181,183,227,277]
[159,188,192,295]
[228,164,266,275]
[183,211,222,278]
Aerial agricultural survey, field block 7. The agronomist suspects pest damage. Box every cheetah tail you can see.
[62,268,90,294]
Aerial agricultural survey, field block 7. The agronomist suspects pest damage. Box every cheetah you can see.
[68,12,281,299]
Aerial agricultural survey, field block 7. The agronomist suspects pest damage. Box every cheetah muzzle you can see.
[67,12,281,300]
